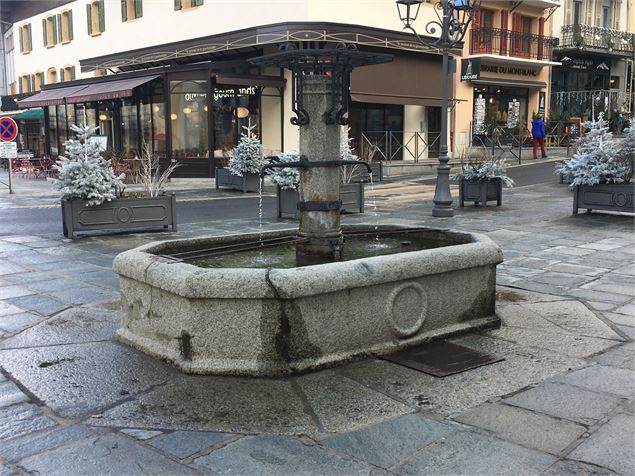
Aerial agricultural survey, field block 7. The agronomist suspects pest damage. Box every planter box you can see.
[277,182,364,218]
[215,168,260,192]
[459,178,503,207]
[573,183,634,215]
[62,194,177,239]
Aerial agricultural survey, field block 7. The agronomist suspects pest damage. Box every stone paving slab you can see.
[193,435,370,475]
[502,382,624,425]
[568,413,635,475]
[320,414,452,469]
[0,341,174,418]
[554,364,635,398]
[392,429,558,475]
[0,381,29,409]
[0,425,95,462]
[147,430,234,459]
[17,432,194,476]
[454,402,587,455]
[0,403,57,442]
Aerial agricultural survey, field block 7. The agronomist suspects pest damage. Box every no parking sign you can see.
[0,117,18,142]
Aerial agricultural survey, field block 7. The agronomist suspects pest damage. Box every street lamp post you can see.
[395,0,476,217]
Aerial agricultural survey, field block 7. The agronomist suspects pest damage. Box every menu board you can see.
[474,95,486,134]
[507,100,520,128]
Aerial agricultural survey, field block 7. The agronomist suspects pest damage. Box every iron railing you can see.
[470,27,559,61]
[559,24,635,55]
[359,131,441,163]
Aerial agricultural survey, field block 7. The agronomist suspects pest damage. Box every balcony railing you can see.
[560,24,635,55]
[470,27,559,61]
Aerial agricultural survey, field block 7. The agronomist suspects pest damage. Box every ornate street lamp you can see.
[395,0,477,217]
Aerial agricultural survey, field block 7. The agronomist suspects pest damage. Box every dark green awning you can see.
[13,108,44,120]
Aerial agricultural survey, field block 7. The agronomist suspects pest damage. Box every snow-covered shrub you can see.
[450,158,515,188]
[269,151,300,190]
[340,126,361,184]
[49,124,124,206]
[556,114,631,187]
[228,122,265,176]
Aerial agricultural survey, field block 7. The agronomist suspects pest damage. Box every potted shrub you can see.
[215,122,265,192]
[52,125,179,238]
[451,158,515,207]
[556,115,634,215]
[271,127,365,217]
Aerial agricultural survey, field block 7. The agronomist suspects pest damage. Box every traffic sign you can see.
[0,141,17,158]
[0,117,18,142]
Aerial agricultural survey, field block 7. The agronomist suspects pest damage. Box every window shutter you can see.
[86,4,93,34]
[70,66,76,80]
[42,18,47,46]
[39,72,45,87]
[98,0,105,32]
[52,16,59,44]
[135,0,143,18]
[174,0,182,10]
[121,0,127,21]
[19,27,23,52]
[57,14,63,43]
[27,24,32,51]
[18,78,23,94]
[29,74,35,92]
[68,10,74,40]
[60,68,65,82]
[194,0,203,6]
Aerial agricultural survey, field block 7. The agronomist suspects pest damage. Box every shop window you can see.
[60,65,76,82]
[121,0,143,21]
[174,0,203,11]
[121,98,139,154]
[87,0,105,35]
[47,67,58,84]
[212,85,260,157]
[60,10,74,43]
[19,24,32,54]
[170,79,208,159]
[48,107,59,156]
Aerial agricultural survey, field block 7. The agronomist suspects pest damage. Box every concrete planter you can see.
[277,183,364,218]
[62,194,177,239]
[573,183,634,214]
[459,178,503,207]
[215,168,260,192]
[114,225,502,377]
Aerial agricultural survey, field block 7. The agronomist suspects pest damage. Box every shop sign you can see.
[213,86,257,101]
[474,95,486,134]
[461,58,480,81]
[480,64,538,76]
[538,91,546,116]
[507,100,520,128]
[0,141,17,158]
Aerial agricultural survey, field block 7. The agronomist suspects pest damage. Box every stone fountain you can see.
[113,44,502,376]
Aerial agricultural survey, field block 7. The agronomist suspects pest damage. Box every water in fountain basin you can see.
[189,232,443,269]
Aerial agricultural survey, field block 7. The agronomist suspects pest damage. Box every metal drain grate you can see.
[381,340,504,377]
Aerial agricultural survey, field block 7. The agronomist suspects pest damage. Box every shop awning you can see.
[471,78,547,89]
[65,75,159,104]
[17,85,90,108]
[350,54,454,108]
[13,108,44,120]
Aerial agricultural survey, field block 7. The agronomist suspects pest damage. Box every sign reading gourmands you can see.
[461,58,480,81]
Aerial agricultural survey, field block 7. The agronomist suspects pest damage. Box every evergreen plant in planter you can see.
[271,127,365,217]
[451,158,515,207]
[51,126,179,238]
[215,122,265,192]
[556,116,634,215]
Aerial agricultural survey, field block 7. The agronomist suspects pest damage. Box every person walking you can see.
[531,115,547,160]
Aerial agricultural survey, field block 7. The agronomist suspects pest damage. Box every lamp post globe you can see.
[394,0,476,217]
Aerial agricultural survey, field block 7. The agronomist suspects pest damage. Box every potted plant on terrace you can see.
[52,125,179,238]
[271,127,365,217]
[215,122,265,192]
[556,115,633,214]
[451,157,515,208]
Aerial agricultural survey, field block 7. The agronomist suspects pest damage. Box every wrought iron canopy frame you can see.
[249,43,393,125]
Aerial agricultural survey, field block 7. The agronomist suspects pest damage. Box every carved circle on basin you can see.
[387,282,428,338]
[613,192,627,207]
[117,207,132,223]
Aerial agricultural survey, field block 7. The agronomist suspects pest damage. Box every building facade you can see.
[453,0,560,149]
[6,0,460,177]
[550,0,635,122]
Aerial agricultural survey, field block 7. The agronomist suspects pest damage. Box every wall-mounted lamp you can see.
[98,113,108,121]
[234,106,249,118]
[170,113,178,120]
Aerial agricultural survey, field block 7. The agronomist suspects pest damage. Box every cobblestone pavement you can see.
[0,174,633,475]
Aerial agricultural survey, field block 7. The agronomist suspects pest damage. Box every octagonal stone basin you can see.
[113,225,503,377]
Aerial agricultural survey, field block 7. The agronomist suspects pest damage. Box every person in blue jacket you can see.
[531,115,547,160]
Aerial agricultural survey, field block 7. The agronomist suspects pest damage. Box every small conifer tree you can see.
[228,121,265,176]
[50,125,124,206]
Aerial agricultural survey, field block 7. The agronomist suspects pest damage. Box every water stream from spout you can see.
[258,178,264,247]
[368,172,380,242]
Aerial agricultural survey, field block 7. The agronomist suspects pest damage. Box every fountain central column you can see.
[296,76,343,265]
